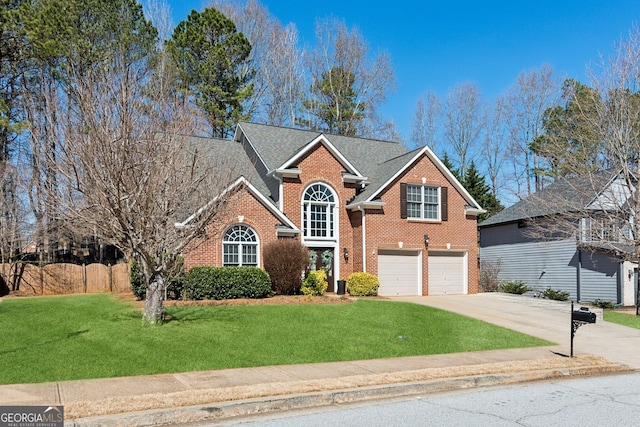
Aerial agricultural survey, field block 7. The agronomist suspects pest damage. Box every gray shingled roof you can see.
[237,122,410,203]
[479,171,617,227]
[176,134,275,223]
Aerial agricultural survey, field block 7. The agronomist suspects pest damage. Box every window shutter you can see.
[441,187,448,221]
[400,183,407,219]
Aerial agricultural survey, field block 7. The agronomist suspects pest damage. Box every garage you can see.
[377,250,422,296]
[428,251,467,295]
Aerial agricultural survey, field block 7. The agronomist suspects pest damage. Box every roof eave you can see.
[465,207,487,217]
[346,200,386,211]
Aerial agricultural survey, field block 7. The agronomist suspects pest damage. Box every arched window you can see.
[223,225,258,266]
[302,183,336,238]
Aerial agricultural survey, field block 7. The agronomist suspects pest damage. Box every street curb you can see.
[68,363,631,427]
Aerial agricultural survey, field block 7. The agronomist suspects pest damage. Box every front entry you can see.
[309,248,335,292]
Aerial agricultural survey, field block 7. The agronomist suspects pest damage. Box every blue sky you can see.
[167,1,640,141]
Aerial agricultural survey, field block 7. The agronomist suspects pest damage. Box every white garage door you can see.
[377,250,421,296]
[428,251,466,295]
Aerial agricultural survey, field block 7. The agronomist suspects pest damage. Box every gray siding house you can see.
[479,174,637,306]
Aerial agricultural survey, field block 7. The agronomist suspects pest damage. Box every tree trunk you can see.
[143,274,165,324]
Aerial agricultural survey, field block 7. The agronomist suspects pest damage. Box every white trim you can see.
[278,134,365,179]
[273,168,301,179]
[301,182,339,242]
[464,207,485,216]
[366,145,484,212]
[362,208,367,272]
[175,176,299,233]
[342,172,369,184]
[222,224,260,267]
[346,200,386,211]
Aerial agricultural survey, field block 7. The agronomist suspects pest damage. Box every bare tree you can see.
[482,98,510,203]
[302,17,395,137]
[18,0,239,323]
[141,0,174,42]
[525,28,640,314]
[443,81,485,177]
[411,91,441,151]
[212,0,304,127]
[501,64,559,199]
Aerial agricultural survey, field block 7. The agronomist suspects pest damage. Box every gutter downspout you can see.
[360,207,367,272]
[276,176,284,212]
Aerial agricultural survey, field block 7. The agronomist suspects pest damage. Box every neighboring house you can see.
[180,122,485,296]
[479,172,637,306]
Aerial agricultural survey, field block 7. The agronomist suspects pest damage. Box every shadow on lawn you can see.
[0,329,89,355]
[163,305,238,324]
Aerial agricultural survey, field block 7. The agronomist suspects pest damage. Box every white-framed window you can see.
[223,225,258,266]
[302,183,336,239]
[407,184,439,220]
[580,217,628,243]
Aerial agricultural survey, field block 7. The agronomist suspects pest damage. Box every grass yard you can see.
[0,294,552,384]
[604,310,640,329]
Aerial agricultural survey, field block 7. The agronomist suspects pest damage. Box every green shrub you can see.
[593,299,615,309]
[541,287,570,301]
[263,240,309,295]
[184,266,272,300]
[347,272,380,296]
[301,270,328,296]
[130,260,146,300]
[498,280,531,295]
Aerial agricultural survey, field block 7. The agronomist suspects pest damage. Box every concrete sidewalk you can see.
[1,294,637,426]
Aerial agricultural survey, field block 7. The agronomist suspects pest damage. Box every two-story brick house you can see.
[180,122,485,296]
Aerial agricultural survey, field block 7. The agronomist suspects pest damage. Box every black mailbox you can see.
[572,307,596,323]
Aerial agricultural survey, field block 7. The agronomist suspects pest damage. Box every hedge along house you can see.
[479,171,638,306]
[180,122,485,296]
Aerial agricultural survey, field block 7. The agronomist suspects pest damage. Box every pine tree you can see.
[462,162,503,221]
[166,7,253,139]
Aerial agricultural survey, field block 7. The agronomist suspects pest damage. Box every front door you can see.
[309,248,335,292]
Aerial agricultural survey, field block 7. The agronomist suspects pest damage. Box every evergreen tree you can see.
[166,7,253,138]
[531,79,604,177]
[301,66,365,136]
[462,162,503,221]
[440,152,461,181]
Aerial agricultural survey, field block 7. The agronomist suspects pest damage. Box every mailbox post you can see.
[570,301,596,357]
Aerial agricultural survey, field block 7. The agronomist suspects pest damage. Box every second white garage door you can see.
[428,251,467,295]
[377,250,421,296]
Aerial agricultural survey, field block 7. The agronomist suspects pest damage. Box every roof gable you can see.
[348,144,484,212]
[176,176,298,231]
[479,171,619,227]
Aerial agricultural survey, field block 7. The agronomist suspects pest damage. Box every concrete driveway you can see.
[392,293,640,369]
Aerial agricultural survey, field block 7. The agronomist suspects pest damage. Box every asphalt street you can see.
[206,372,640,427]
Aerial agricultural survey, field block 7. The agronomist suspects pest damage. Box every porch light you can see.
[424,234,430,246]
[343,247,349,261]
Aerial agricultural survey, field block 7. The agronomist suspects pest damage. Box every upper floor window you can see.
[302,183,336,238]
[580,217,630,243]
[223,225,258,266]
[406,184,440,220]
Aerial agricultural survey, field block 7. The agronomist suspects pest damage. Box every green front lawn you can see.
[604,310,640,329]
[0,295,552,384]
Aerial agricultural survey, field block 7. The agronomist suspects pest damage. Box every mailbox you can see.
[572,307,596,324]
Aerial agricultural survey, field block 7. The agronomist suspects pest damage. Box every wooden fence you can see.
[1,262,131,295]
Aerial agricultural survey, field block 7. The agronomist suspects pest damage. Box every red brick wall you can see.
[364,153,479,295]
[281,142,359,279]
[183,140,479,294]
[183,187,286,270]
